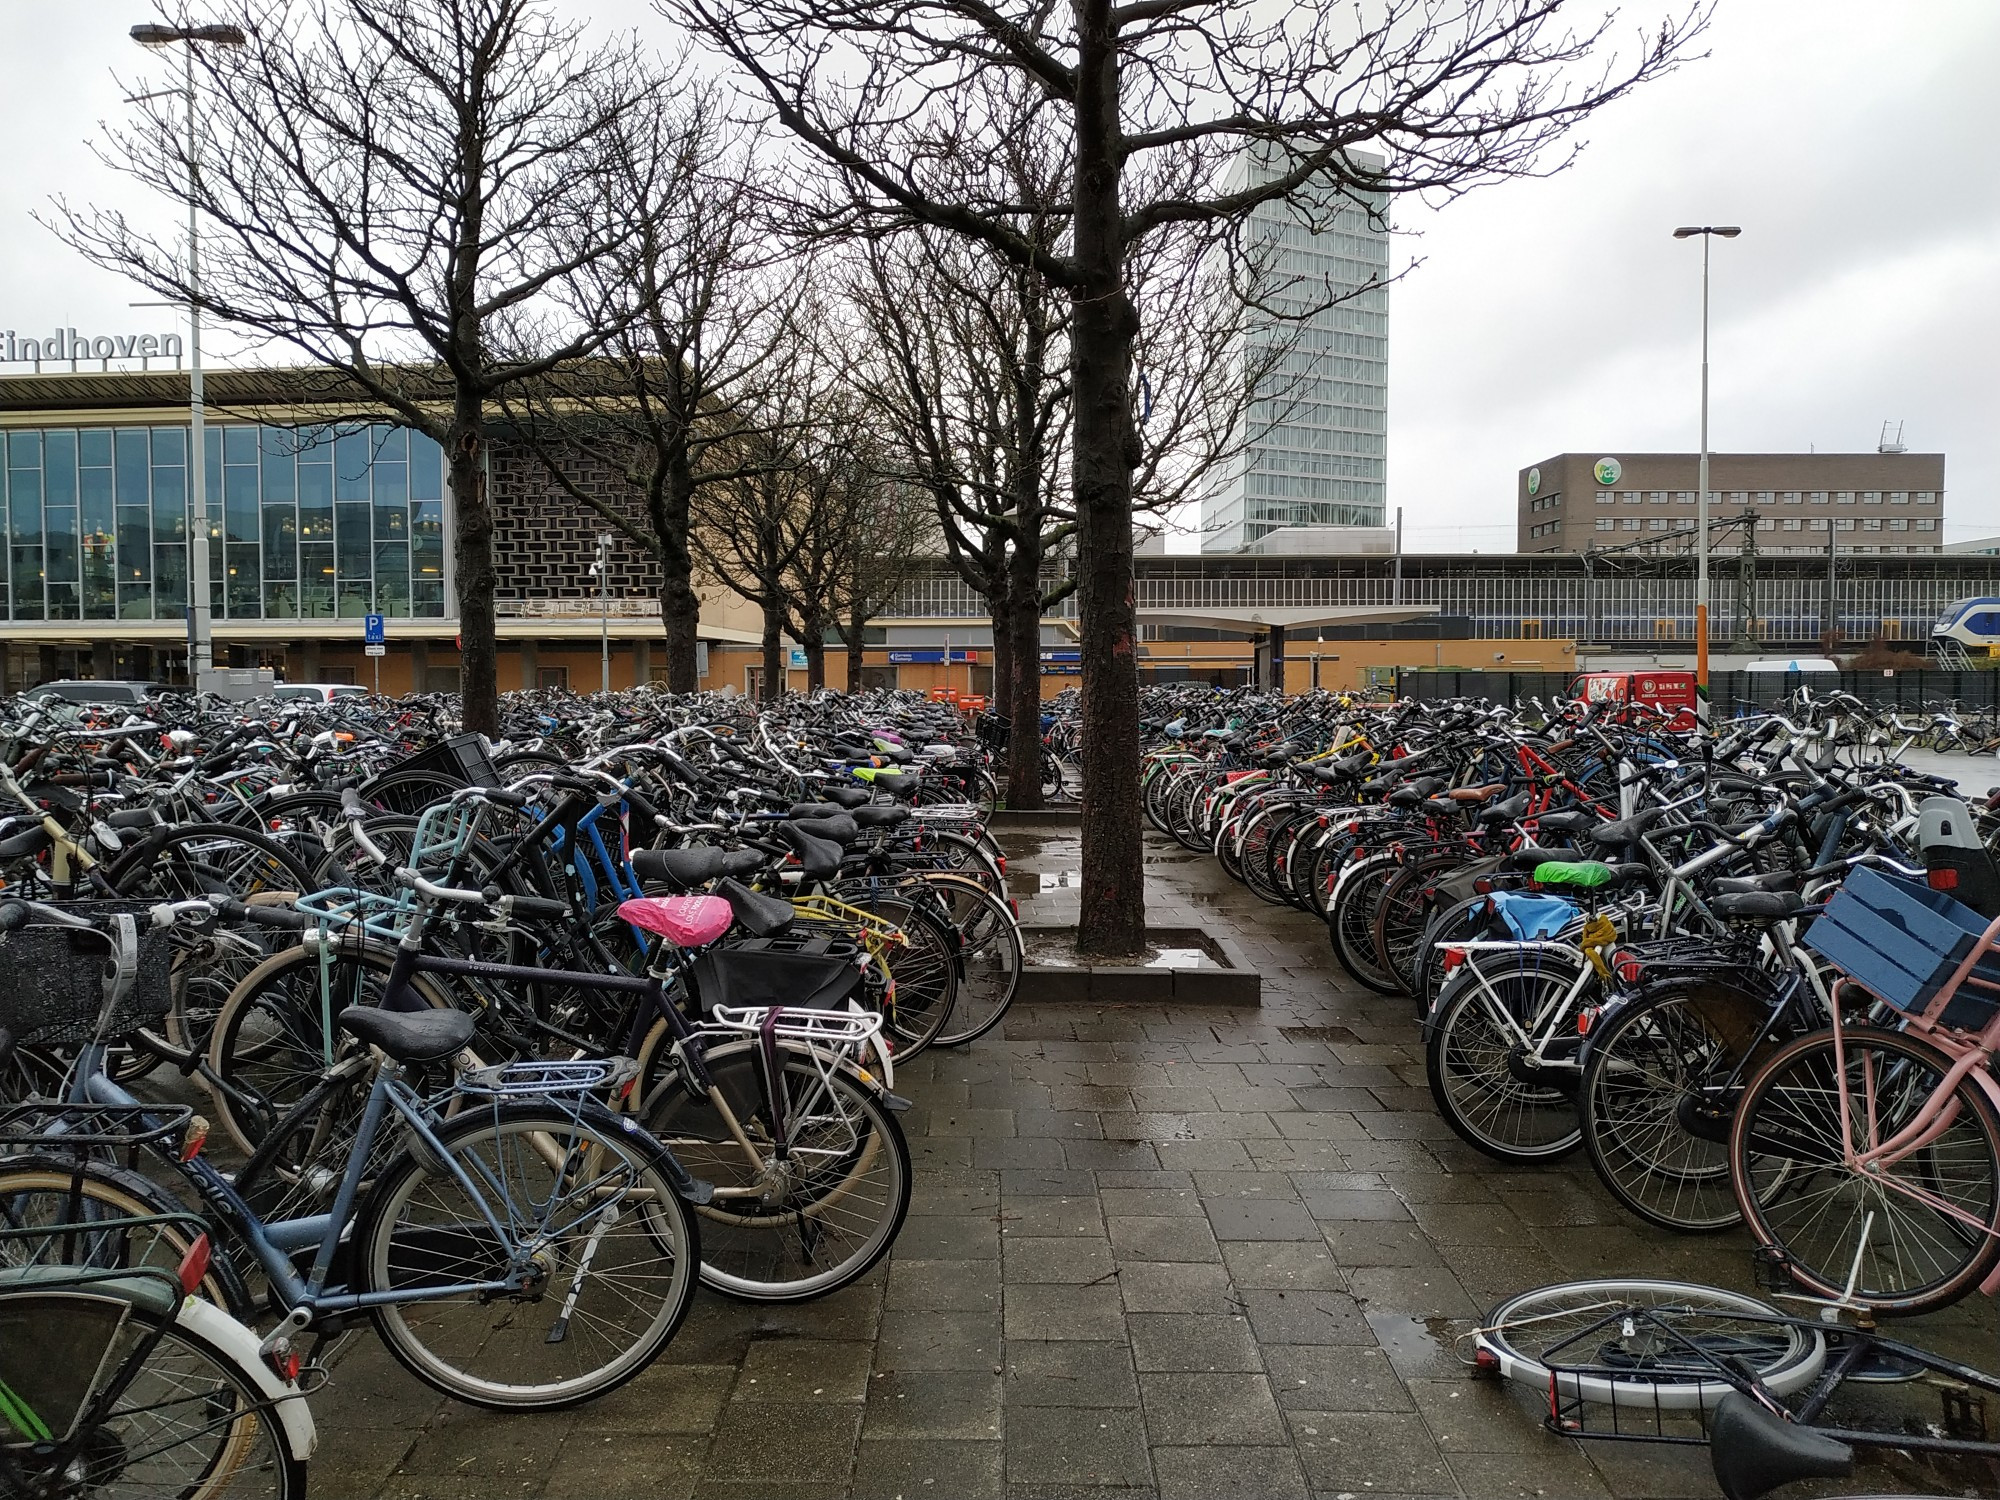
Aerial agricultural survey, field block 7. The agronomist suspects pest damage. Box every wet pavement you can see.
[309,820,2000,1500]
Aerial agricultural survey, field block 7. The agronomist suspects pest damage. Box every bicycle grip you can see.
[504,893,570,921]
[215,899,312,930]
[340,788,370,820]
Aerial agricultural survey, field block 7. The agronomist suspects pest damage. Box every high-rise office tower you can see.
[1199,147,1389,553]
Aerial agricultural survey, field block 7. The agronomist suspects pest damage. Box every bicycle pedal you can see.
[1751,1245,1796,1292]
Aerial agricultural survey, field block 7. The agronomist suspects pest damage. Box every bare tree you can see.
[505,84,804,691]
[836,472,932,694]
[662,0,1707,951]
[847,225,1074,805]
[58,0,668,733]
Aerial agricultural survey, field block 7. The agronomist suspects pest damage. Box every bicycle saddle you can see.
[786,802,847,819]
[617,894,733,948]
[1708,1394,1851,1500]
[337,1004,476,1064]
[1532,809,1596,835]
[819,784,872,809]
[850,804,910,829]
[1478,791,1533,824]
[1447,784,1507,804]
[1713,871,1800,895]
[713,876,796,938]
[1711,889,1805,922]
[871,771,919,799]
[1504,845,1574,871]
[0,824,52,860]
[790,814,859,848]
[632,846,764,890]
[1584,806,1669,849]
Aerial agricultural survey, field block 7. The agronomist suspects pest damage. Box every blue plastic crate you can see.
[1806,866,2000,1031]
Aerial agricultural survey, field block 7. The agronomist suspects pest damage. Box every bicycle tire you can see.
[633,1037,913,1303]
[1477,1279,1826,1411]
[356,1101,699,1410]
[0,1280,307,1498]
[1729,1025,2000,1316]
[1425,950,1587,1162]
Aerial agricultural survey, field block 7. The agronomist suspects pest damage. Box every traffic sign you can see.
[365,643,386,658]
[363,614,385,645]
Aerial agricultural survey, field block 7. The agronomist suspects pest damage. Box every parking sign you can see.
[363,614,385,646]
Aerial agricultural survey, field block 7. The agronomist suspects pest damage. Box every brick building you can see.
[1519,451,1945,556]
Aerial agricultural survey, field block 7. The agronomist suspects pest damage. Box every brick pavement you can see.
[308,826,1996,1499]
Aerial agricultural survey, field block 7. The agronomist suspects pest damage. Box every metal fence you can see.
[1395,668,2000,713]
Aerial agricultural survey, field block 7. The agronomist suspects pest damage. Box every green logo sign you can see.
[1526,468,1540,497]
[1594,457,1623,486]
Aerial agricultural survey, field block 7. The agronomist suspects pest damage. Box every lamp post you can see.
[593,533,613,693]
[1672,224,1741,722]
[132,21,246,689]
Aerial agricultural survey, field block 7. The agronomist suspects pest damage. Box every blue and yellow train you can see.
[1932,598,2000,664]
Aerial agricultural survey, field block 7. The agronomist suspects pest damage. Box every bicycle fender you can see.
[174,1293,318,1462]
[597,1107,716,1206]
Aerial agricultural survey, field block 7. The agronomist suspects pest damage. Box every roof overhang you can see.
[1137,606,1438,633]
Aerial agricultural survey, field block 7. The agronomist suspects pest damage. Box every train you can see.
[1931,597,2000,665]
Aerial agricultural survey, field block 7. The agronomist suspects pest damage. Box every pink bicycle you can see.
[1729,863,2000,1315]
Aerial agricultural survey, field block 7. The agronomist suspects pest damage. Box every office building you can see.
[1519,452,1946,556]
[1199,148,1389,553]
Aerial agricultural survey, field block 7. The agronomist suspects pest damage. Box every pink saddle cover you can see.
[618,894,733,947]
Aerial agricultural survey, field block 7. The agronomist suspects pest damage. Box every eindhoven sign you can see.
[2,328,185,366]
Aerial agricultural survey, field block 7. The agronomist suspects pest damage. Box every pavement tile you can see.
[1005,1236,1118,1284]
[1264,1345,1415,1412]
[894,1213,1001,1261]
[702,1403,865,1485]
[1005,1341,1141,1407]
[1005,1282,1128,1341]
[1139,1372,1289,1445]
[1107,1215,1223,1263]
[1286,1410,1455,1494]
[1218,1241,1345,1291]
[1003,1196,1106,1238]
[1116,1260,1238,1315]
[1152,1446,1308,1500]
[1098,1188,1204,1217]
[851,1439,1005,1500]
[546,1432,706,1500]
[1127,1313,1262,1372]
[975,1136,1071,1169]
[734,1340,874,1403]
[1005,1406,1153,1488]
[886,1259,1004,1312]
[875,1309,1003,1371]
[1204,1197,1324,1241]
[861,1372,1004,1441]
[1238,1288,1373,1345]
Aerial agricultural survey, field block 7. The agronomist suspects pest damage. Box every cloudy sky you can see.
[2,1,1995,551]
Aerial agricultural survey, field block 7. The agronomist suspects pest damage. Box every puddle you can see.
[1038,871,1084,891]
[1365,1311,1471,1376]
[1145,948,1207,969]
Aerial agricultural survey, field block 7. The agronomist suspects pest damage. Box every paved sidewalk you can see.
[311,826,1998,1499]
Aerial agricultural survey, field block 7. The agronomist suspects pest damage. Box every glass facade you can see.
[1201,148,1390,553]
[0,423,447,622]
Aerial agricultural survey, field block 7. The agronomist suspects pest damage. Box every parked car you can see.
[272,683,371,704]
[20,679,163,706]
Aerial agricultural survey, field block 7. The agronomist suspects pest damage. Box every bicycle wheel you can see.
[635,1038,912,1303]
[921,876,1023,1047]
[0,1281,305,1498]
[1580,981,1775,1232]
[356,1101,699,1410]
[1478,1279,1825,1411]
[1329,854,1404,995]
[1425,950,1587,1162]
[851,895,959,1057]
[1730,1025,2000,1315]
[206,942,460,1155]
[0,1157,245,1315]
[104,823,313,904]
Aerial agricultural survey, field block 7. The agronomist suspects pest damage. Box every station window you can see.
[1594,517,1614,531]
[1675,491,1693,503]
[1836,492,1855,504]
[1595,490,1616,505]
[1647,492,1667,505]
[1781,492,1801,504]
[1888,517,1907,531]
[1862,491,1881,504]
[1621,517,1641,531]
[1809,492,1828,504]
[1916,517,1936,531]
[1862,518,1881,531]
[1889,491,1908,504]
[1783,518,1801,531]
[1648,517,1667,530]
[1621,492,1642,505]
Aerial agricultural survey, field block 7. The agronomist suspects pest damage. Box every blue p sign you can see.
[363,614,385,645]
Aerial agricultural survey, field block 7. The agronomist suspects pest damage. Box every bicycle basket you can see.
[0,901,173,1048]
[364,733,502,813]
[690,944,864,1015]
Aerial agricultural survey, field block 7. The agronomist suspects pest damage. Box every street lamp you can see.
[1672,224,1741,721]
[132,21,247,689]
[591,533,614,693]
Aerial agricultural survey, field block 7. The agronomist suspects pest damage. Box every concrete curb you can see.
[989,807,1084,826]
[1019,927,1262,1006]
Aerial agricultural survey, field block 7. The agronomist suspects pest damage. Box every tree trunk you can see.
[1069,0,1144,956]
[760,604,784,702]
[448,409,499,736]
[803,628,825,691]
[654,447,702,692]
[846,605,865,692]
[986,575,1013,732]
[1005,577,1046,809]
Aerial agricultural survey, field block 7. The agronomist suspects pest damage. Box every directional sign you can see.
[363,614,386,646]
[365,644,386,658]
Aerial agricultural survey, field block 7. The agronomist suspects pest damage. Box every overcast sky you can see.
[2,1,1995,551]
